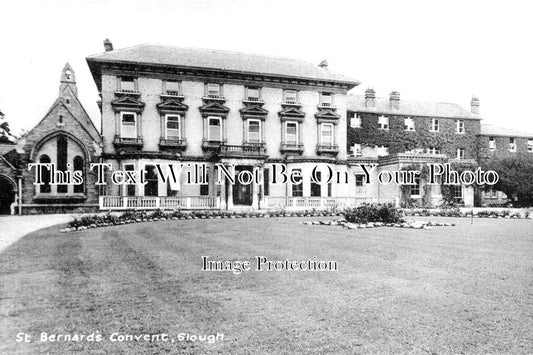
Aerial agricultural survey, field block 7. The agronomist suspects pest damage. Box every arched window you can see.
[73,156,84,193]
[39,155,51,193]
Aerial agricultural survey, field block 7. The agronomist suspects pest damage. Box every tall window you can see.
[378,115,389,130]
[320,124,333,146]
[509,138,516,152]
[263,168,270,196]
[291,169,303,197]
[39,155,51,193]
[206,83,221,97]
[120,77,135,91]
[57,136,68,193]
[410,175,421,196]
[452,185,463,200]
[283,90,298,104]
[200,167,209,196]
[457,148,465,160]
[351,113,362,128]
[165,114,180,140]
[355,174,365,195]
[121,112,137,138]
[311,172,321,197]
[73,156,84,193]
[456,120,465,133]
[208,117,222,141]
[489,137,496,150]
[124,164,136,196]
[404,117,415,131]
[247,120,261,143]
[320,92,333,106]
[431,118,439,132]
[285,122,298,145]
[246,87,260,101]
[144,165,158,196]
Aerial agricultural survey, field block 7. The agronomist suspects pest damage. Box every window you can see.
[65,69,72,80]
[350,143,362,157]
[144,165,158,196]
[120,112,137,138]
[355,174,365,195]
[124,164,136,196]
[120,77,135,91]
[73,156,84,193]
[165,81,181,95]
[285,122,298,144]
[263,168,269,196]
[430,118,439,132]
[58,115,64,124]
[377,145,389,157]
[320,124,333,146]
[528,140,533,152]
[207,117,222,141]
[489,137,496,150]
[427,147,441,155]
[200,167,209,196]
[57,136,68,193]
[283,90,298,104]
[246,87,260,101]
[350,113,362,128]
[207,83,221,97]
[311,172,321,197]
[291,169,303,197]
[410,175,421,196]
[320,92,333,107]
[247,120,261,143]
[39,155,51,193]
[327,182,332,197]
[378,115,389,130]
[404,117,415,131]
[452,185,463,200]
[456,120,465,133]
[457,148,465,160]
[65,98,70,105]
[165,114,180,140]
[509,138,516,152]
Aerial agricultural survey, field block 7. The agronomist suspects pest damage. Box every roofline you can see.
[86,57,360,91]
[477,132,533,138]
[348,108,482,120]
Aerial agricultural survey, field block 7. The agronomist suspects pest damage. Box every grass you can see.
[0,217,532,354]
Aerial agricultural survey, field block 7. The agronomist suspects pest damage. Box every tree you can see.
[482,153,533,207]
[0,111,16,144]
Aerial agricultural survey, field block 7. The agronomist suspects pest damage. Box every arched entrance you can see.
[0,174,16,214]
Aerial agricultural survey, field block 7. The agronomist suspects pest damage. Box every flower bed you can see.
[402,207,533,219]
[303,219,454,230]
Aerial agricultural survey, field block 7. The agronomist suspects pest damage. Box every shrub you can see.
[343,203,404,224]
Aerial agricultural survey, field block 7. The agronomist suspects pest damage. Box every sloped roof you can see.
[87,44,358,86]
[347,95,479,120]
[480,124,533,138]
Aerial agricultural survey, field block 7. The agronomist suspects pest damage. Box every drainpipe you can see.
[18,176,22,215]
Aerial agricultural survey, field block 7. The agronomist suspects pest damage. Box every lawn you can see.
[0,216,532,354]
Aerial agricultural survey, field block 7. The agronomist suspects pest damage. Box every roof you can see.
[480,124,533,138]
[87,44,359,87]
[347,95,479,120]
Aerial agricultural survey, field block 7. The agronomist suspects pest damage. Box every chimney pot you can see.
[471,96,480,114]
[389,91,400,110]
[364,88,376,108]
[103,38,113,52]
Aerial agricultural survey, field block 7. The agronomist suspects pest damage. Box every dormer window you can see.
[120,77,136,92]
[283,90,298,104]
[207,83,221,97]
[246,87,261,102]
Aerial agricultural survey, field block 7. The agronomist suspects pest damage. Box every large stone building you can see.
[87,41,392,210]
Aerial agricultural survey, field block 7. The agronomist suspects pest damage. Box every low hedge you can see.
[343,203,404,224]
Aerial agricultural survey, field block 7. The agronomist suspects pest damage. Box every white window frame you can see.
[247,119,261,143]
[378,115,389,130]
[457,148,465,160]
[452,185,463,200]
[165,114,181,140]
[320,92,333,106]
[404,117,415,131]
[351,143,362,157]
[528,139,533,153]
[456,120,465,134]
[320,123,334,146]
[120,112,137,138]
[207,116,222,141]
[165,81,181,95]
[351,113,362,128]
[207,83,221,97]
[427,147,441,155]
[283,90,298,104]
[509,138,517,152]
[120,77,136,92]
[430,118,440,132]
[377,145,389,157]
[246,87,260,101]
[489,137,496,150]
[285,121,299,145]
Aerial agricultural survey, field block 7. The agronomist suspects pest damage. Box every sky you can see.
[0,0,532,135]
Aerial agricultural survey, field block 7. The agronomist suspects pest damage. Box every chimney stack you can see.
[103,38,113,52]
[318,59,328,69]
[471,96,480,114]
[389,91,400,110]
[364,88,376,108]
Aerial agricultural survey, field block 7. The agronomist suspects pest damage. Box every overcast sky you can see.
[1,0,532,135]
